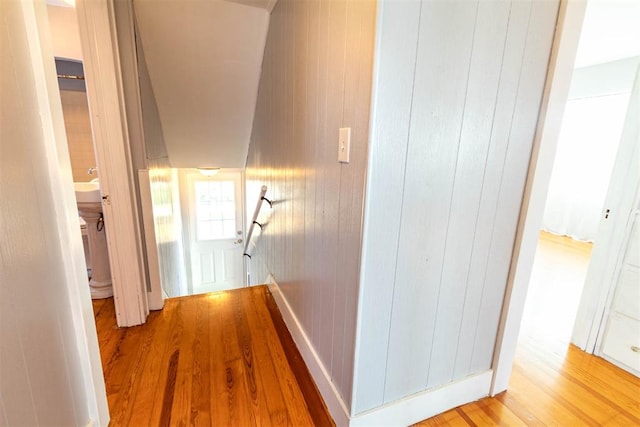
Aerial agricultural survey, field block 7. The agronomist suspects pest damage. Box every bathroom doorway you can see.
[54,59,99,279]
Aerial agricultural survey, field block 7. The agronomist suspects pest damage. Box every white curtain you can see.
[542,93,631,242]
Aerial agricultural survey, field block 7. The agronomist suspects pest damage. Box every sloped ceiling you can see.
[133,0,272,168]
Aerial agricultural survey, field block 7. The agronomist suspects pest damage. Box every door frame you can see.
[179,168,247,294]
[76,0,149,326]
[490,0,588,395]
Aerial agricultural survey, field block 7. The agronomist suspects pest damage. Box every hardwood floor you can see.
[92,286,333,426]
[415,232,640,426]
[93,233,640,426]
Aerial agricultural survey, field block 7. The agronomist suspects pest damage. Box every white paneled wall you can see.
[137,39,187,298]
[245,0,376,408]
[353,0,559,414]
[1,0,107,424]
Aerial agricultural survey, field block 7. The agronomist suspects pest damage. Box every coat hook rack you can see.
[253,220,263,229]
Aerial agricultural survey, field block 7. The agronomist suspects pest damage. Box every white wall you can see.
[1,0,107,424]
[113,0,188,299]
[136,35,187,298]
[245,0,376,410]
[353,0,559,414]
[60,90,99,182]
[47,5,83,61]
[542,57,638,241]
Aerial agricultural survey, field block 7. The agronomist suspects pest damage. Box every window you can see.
[194,180,236,240]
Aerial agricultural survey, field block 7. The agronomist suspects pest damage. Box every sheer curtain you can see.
[542,93,630,242]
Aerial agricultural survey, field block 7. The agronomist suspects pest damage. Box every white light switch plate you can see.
[339,127,351,163]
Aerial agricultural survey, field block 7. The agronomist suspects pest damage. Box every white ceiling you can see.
[134,0,270,168]
[575,0,640,68]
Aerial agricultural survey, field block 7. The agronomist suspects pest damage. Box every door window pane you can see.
[195,180,236,240]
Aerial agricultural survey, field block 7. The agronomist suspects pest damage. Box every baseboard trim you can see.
[265,274,351,427]
[350,370,492,426]
[266,274,492,426]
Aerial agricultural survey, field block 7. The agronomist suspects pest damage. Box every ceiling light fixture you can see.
[197,168,220,177]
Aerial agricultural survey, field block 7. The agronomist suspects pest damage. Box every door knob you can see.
[234,238,243,244]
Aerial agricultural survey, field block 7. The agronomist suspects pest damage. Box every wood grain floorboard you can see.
[94,233,639,426]
[93,285,333,426]
[414,233,640,426]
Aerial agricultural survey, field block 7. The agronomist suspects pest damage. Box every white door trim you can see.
[112,0,165,310]
[76,0,149,326]
[490,0,587,395]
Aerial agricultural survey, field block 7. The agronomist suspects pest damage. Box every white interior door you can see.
[599,206,640,376]
[183,170,245,294]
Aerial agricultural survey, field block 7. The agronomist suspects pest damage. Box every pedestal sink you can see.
[74,181,113,299]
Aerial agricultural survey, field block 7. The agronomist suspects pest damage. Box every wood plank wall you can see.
[1,1,96,423]
[353,0,560,414]
[245,0,376,409]
[136,34,187,298]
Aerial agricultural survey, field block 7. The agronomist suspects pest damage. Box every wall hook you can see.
[261,196,273,208]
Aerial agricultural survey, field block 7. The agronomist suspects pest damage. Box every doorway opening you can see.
[179,168,247,296]
[518,0,640,362]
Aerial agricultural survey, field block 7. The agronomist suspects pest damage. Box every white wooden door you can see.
[598,203,640,376]
[183,170,245,294]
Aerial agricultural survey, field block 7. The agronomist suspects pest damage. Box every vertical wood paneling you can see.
[245,0,376,409]
[302,0,320,336]
[470,0,560,373]
[1,1,99,424]
[355,0,559,414]
[453,0,533,378]
[426,0,511,388]
[352,3,422,413]
[310,0,331,366]
[334,0,377,402]
[384,0,478,402]
[319,0,348,374]
[137,43,187,297]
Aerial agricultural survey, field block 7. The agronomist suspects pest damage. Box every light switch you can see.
[338,127,351,163]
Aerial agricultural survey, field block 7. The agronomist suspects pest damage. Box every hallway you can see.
[92,235,640,426]
[92,286,332,426]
